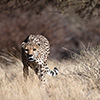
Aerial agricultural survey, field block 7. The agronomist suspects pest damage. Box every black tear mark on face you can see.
[24,35,29,43]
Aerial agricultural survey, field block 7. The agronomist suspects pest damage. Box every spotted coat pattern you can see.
[21,35,58,88]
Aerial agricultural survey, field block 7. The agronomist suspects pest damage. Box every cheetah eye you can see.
[25,49,28,51]
[33,48,36,51]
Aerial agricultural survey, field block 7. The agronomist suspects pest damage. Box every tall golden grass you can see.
[0,46,100,100]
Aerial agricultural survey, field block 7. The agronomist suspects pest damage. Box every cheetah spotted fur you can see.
[21,34,58,88]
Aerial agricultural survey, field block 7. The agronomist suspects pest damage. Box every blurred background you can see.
[0,0,100,60]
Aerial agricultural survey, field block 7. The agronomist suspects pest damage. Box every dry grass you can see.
[0,47,100,100]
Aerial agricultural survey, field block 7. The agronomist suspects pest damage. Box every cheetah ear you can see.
[24,35,29,43]
[21,42,25,48]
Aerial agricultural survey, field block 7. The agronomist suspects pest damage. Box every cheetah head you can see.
[22,41,41,62]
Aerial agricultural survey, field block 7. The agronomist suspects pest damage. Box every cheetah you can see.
[21,34,58,87]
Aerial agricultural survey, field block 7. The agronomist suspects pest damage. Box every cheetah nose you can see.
[28,55,33,57]
[28,55,34,61]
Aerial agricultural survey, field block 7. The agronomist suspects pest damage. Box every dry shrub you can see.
[0,6,100,60]
[1,0,100,19]
[72,45,100,92]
